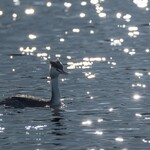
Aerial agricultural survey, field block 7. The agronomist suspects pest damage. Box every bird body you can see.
[2,95,50,108]
[0,61,67,109]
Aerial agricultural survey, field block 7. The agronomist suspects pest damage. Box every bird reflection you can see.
[51,111,67,137]
[50,111,68,147]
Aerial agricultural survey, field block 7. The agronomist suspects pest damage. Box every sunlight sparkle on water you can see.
[67,61,93,69]
[12,13,17,18]
[12,13,17,21]
[72,28,80,33]
[124,48,136,56]
[128,26,138,31]
[28,34,37,40]
[64,2,72,8]
[108,107,114,112]
[116,12,122,19]
[84,72,95,79]
[142,139,150,143]
[65,31,68,35]
[90,96,94,99]
[46,2,52,7]
[67,56,72,59]
[132,83,146,88]
[0,10,3,16]
[96,5,103,13]
[90,30,94,34]
[10,56,13,59]
[60,38,65,42]
[86,91,90,94]
[37,53,48,60]
[90,0,107,18]
[118,24,126,29]
[12,68,15,72]
[90,0,99,5]
[135,113,142,117]
[115,137,124,142]
[133,94,141,101]
[0,127,5,133]
[134,72,143,78]
[91,1,106,18]
[55,54,61,58]
[25,8,35,15]
[81,1,87,6]
[123,14,132,22]
[111,38,124,46]
[45,46,51,50]
[145,117,150,120]
[99,12,106,18]
[123,48,129,53]
[80,12,86,18]
[128,26,139,37]
[89,20,93,24]
[116,12,132,22]
[83,57,106,62]
[81,120,92,126]
[37,53,47,57]
[133,0,148,8]
[97,118,104,123]
[19,47,37,54]
[94,130,103,135]
[25,125,47,130]
[13,0,20,6]
[145,49,150,53]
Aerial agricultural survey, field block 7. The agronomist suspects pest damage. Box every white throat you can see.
[50,77,61,108]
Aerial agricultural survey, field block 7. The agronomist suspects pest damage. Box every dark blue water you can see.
[0,0,150,149]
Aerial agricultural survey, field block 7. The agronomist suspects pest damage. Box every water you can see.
[0,0,150,149]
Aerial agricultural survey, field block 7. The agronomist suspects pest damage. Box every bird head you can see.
[49,60,68,78]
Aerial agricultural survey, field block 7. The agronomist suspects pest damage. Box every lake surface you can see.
[0,0,150,149]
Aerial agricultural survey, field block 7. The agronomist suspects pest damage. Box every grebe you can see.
[0,61,68,109]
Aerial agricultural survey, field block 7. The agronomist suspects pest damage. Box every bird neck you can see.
[50,77,61,108]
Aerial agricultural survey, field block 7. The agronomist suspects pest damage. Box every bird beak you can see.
[61,69,68,75]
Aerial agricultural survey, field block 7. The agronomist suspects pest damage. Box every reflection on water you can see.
[51,112,67,137]
[91,0,107,18]
[115,136,124,142]
[0,10,3,16]
[133,93,141,101]
[133,0,148,8]
[46,2,52,8]
[67,57,106,69]
[0,113,5,133]
[24,111,67,148]
[0,0,150,149]
[81,120,92,126]
[128,26,139,38]
[28,34,37,40]
[25,8,35,15]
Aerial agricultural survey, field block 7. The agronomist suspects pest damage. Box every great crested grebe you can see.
[0,61,68,109]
